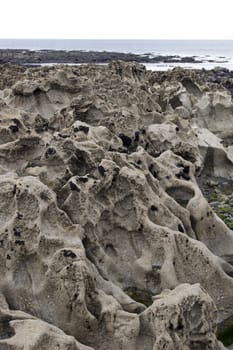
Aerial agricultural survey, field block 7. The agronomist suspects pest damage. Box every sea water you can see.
[0,39,233,70]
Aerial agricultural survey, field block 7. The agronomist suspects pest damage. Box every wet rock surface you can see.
[0,49,208,65]
[0,62,233,349]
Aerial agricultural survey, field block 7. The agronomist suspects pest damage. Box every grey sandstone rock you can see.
[139,284,225,350]
[0,62,231,349]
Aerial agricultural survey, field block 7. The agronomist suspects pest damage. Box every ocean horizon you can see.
[1,39,233,70]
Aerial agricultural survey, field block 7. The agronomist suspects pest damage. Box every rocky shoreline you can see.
[1,48,233,96]
[0,61,233,349]
[0,48,224,65]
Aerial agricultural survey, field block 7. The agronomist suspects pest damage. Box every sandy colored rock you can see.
[0,294,93,350]
[139,283,225,350]
[0,62,231,349]
[194,91,233,136]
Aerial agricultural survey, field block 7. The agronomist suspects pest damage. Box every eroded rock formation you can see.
[0,62,232,349]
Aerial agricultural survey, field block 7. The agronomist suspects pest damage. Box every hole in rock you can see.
[124,287,153,307]
[218,321,233,347]
[9,125,19,133]
[151,205,158,212]
[78,176,89,183]
[69,181,80,192]
[134,131,140,142]
[98,165,105,176]
[166,186,194,207]
[178,224,185,233]
[104,243,117,257]
[177,317,184,331]
[181,77,202,98]
[169,322,174,330]
[45,147,56,158]
[148,164,159,179]
[74,125,89,134]
[0,319,15,340]
[82,236,97,264]
[69,150,91,176]
[118,133,132,148]
[175,150,196,163]
[176,169,190,181]
[63,250,77,259]
[170,96,182,109]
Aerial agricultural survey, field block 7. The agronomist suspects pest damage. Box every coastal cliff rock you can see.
[0,62,232,349]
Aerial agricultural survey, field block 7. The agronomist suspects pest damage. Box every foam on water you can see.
[144,58,233,71]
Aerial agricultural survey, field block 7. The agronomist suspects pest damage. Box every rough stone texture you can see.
[197,128,233,179]
[0,49,215,65]
[139,284,225,350]
[0,293,93,350]
[0,62,232,349]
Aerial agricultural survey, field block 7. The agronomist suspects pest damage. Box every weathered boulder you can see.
[194,90,233,137]
[0,294,93,350]
[197,127,233,179]
[139,284,226,350]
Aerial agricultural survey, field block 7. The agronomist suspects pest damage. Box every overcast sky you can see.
[1,0,233,39]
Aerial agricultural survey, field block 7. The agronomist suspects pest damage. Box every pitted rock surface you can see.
[139,284,225,350]
[0,62,232,349]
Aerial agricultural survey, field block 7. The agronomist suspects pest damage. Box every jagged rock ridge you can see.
[0,62,232,349]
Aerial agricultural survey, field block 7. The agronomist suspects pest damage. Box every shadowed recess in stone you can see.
[166,186,194,207]
[0,320,15,340]
[124,287,153,307]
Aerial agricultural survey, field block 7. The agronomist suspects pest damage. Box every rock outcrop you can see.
[0,62,233,349]
[139,284,225,350]
[0,293,93,350]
